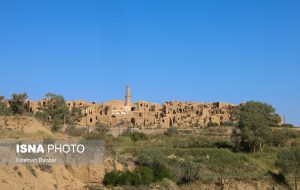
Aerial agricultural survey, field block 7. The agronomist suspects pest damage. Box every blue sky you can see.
[0,0,299,125]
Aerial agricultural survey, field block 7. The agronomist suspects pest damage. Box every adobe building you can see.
[24,86,238,128]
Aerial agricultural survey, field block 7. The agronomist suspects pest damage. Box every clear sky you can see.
[0,0,299,125]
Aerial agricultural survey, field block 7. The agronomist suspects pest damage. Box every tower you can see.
[125,85,131,108]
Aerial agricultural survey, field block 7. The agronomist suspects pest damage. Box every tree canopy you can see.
[9,93,28,115]
[231,101,281,152]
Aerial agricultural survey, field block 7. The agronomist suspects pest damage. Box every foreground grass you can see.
[102,128,298,189]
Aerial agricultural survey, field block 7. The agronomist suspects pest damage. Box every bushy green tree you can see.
[136,149,170,180]
[231,101,281,152]
[71,107,83,122]
[0,96,12,116]
[9,93,28,115]
[42,93,71,132]
[276,147,300,190]
[103,170,121,186]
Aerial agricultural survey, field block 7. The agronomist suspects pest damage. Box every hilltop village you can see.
[22,86,238,128]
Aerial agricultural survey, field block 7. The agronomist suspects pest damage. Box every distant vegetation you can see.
[0,93,299,189]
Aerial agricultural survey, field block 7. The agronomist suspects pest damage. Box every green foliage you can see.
[103,170,122,186]
[276,147,300,174]
[51,119,63,132]
[231,101,280,152]
[276,147,300,189]
[71,107,83,122]
[103,167,155,187]
[171,156,200,184]
[222,121,235,127]
[34,111,49,124]
[281,123,294,128]
[267,129,290,147]
[207,122,219,127]
[136,149,170,181]
[129,132,148,144]
[42,93,71,132]
[164,126,178,136]
[0,96,12,116]
[136,149,167,169]
[134,166,155,185]
[9,93,28,115]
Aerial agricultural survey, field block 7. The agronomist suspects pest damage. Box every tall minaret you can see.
[125,85,131,108]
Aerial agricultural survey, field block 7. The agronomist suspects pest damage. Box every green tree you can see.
[43,93,71,132]
[0,96,12,116]
[231,101,281,152]
[71,107,83,122]
[276,147,300,190]
[9,93,28,115]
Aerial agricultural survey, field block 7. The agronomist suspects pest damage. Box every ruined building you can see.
[22,86,237,128]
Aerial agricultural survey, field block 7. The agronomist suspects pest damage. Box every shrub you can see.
[136,149,170,181]
[207,122,219,127]
[103,167,156,187]
[281,123,294,128]
[222,121,235,127]
[159,179,179,190]
[213,141,233,149]
[51,119,63,132]
[170,156,200,184]
[136,149,167,169]
[129,132,148,144]
[153,164,170,181]
[267,129,289,147]
[276,147,300,190]
[9,93,28,115]
[103,170,121,186]
[164,127,178,136]
[0,96,12,116]
[35,111,49,124]
[134,166,155,185]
